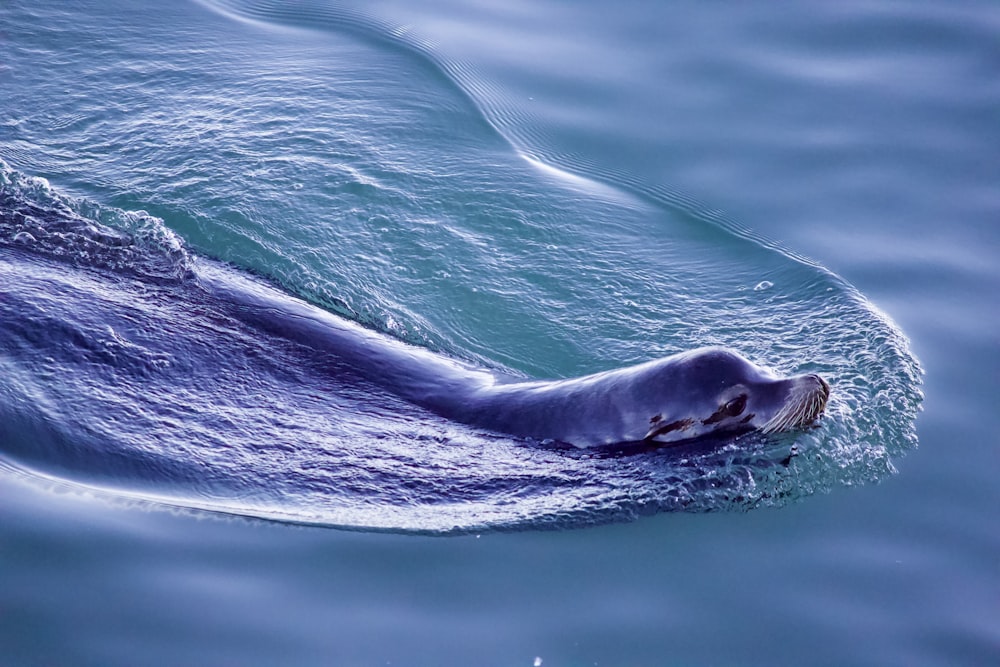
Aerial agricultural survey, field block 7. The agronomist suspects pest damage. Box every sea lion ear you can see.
[643,417,694,440]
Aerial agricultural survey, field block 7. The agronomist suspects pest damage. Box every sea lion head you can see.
[639,347,830,445]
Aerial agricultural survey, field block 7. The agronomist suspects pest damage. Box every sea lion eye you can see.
[723,394,747,417]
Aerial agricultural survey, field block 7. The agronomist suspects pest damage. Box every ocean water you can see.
[0,0,996,665]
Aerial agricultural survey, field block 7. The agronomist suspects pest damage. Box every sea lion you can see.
[199,261,829,448]
[451,347,830,447]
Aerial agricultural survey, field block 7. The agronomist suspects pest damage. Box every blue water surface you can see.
[1,0,997,665]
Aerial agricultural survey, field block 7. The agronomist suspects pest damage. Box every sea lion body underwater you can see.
[200,261,829,448]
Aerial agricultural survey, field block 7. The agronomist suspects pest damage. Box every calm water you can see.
[0,0,996,665]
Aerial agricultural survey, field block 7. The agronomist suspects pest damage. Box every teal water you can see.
[0,0,996,665]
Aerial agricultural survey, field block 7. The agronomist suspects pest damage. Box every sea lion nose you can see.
[806,374,830,404]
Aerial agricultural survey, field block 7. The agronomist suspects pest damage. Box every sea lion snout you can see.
[799,373,830,423]
[759,372,830,434]
[808,373,831,399]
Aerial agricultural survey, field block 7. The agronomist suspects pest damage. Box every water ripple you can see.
[0,0,922,532]
[0,161,922,533]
